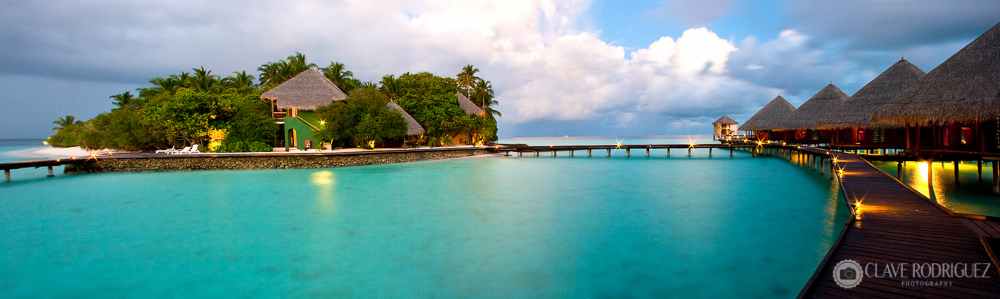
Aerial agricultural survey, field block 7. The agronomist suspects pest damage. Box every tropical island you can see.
[47,53,500,153]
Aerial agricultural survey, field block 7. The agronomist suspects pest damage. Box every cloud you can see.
[2,0,788,138]
[788,0,1000,50]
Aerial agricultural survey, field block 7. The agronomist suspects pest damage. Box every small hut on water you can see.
[261,70,347,150]
[738,95,796,141]
[711,115,738,140]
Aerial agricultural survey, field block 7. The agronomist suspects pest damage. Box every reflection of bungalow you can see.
[823,58,925,147]
[777,84,849,145]
[382,101,425,147]
[261,70,347,150]
[452,92,485,145]
[711,115,738,140]
[738,95,796,141]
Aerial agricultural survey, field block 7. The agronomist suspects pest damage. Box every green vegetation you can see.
[49,53,500,152]
[315,88,407,149]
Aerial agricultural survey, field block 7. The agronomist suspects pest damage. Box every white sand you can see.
[4,146,96,160]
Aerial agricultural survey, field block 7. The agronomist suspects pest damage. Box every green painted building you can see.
[261,70,347,150]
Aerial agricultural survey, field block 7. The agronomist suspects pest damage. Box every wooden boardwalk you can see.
[796,147,1000,298]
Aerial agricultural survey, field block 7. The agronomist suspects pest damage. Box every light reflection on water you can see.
[873,160,1000,217]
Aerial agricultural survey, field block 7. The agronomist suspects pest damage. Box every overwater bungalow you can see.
[778,84,849,145]
[453,92,485,145]
[824,58,926,148]
[261,70,347,151]
[738,95,796,141]
[872,21,1000,156]
[711,115,738,141]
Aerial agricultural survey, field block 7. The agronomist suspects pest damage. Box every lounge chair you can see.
[175,147,192,155]
[155,147,176,154]
[190,144,200,154]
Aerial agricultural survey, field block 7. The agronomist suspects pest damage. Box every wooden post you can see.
[47,166,54,178]
[569,150,574,157]
[729,147,733,157]
[607,149,611,157]
[993,161,999,195]
[534,150,538,157]
[587,149,591,157]
[897,162,903,180]
[820,158,825,174]
[813,155,818,171]
[3,169,9,182]
[552,151,556,157]
[518,151,522,157]
[709,148,713,157]
[978,160,983,183]
[646,148,649,157]
[905,125,911,149]
[688,147,692,157]
[928,161,934,193]
[830,160,835,180]
[954,161,960,186]
[626,148,630,157]
[667,148,671,157]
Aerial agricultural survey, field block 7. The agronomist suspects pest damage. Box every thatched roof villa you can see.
[780,84,850,131]
[829,59,926,130]
[870,21,1000,153]
[261,70,348,150]
[387,101,426,136]
[739,96,796,131]
[455,92,485,116]
[872,22,1000,127]
[261,70,347,111]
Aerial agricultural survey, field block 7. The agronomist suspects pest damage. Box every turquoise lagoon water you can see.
[1,138,849,298]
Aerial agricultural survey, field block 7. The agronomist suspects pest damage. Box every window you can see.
[873,129,885,143]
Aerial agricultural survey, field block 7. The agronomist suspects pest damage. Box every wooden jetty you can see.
[498,143,759,158]
[795,146,1000,298]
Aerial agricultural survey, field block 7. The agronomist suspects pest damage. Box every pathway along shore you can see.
[0,146,495,179]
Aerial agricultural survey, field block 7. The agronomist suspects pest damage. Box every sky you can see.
[1,0,998,139]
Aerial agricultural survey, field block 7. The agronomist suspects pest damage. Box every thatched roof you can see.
[386,101,425,136]
[261,70,347,110]
[779,84,849,130]
[455,92,485,115]
[712,115,738,125]
[872,21,1000,126]
[738,95,796,131]
[825,59,925,129]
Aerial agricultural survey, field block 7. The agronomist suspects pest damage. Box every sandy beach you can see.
[3,146,95,160]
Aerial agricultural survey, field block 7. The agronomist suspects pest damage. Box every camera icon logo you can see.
[833,259,863,289]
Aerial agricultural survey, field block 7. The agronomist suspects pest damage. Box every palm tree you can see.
[258,52,317,88]
[456,64,480,97]
[52,115,77,131]
[144,77,183,96]
[379,74,401,101]
[474,78,501,123]
[320,62,357,93]
[222,71,256,93]
[109,91,135,108]
[190,67,220,93]
[170,72,192,89]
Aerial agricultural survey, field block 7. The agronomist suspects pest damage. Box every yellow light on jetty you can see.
[319,120,326,125]
[55,159,60,163]
[70,156,75,160]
